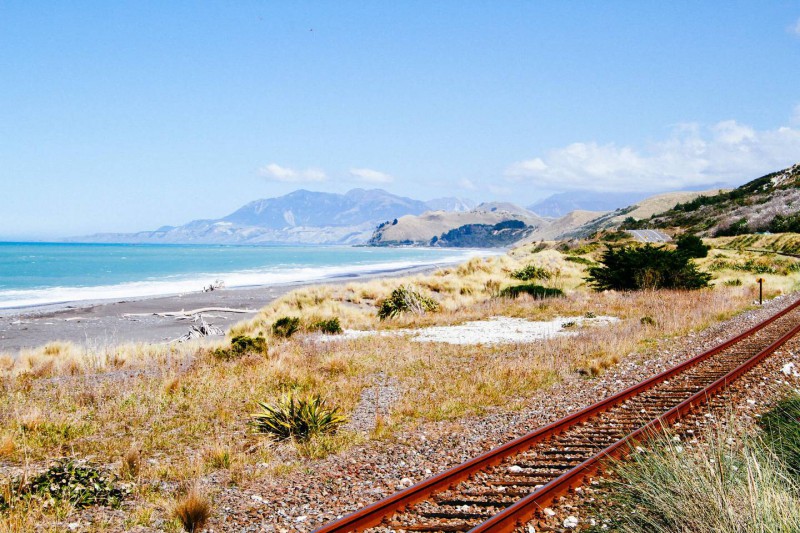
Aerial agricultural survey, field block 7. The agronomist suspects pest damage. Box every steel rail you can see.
[469,315,800,532]
[313,297,800,533]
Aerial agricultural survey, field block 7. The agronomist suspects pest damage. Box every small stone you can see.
[543,508,556,517]
[508,465,524,473]
[564,515,579,528]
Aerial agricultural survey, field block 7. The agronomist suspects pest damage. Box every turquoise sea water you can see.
[0,242,486,309]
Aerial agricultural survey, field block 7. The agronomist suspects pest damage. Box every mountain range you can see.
[74,189,476,245]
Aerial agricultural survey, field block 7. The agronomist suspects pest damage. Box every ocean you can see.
[0,242,486,310]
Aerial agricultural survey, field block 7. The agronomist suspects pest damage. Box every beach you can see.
[0,262,444,353]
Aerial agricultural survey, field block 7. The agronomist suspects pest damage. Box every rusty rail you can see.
[314,297,800,533]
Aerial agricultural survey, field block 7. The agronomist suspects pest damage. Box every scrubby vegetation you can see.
[1,459,126,510]
[587,244,711,291]
[213,334,268,359]
[511,264,552,281]
[272,316,301,338]
[499,284,564,299]
[377,285,440,320]
[309,317,343,335]
[251,393,347,442]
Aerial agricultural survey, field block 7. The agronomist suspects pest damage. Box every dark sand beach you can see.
[0,263,441,353]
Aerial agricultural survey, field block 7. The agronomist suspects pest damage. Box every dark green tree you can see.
[587,244,711,291]
[675,234,709,258]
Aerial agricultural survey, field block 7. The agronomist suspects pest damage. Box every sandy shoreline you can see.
[0,263,445,353]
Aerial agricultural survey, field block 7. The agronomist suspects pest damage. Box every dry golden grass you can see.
[173,487,211,533]
[0,243,796,529]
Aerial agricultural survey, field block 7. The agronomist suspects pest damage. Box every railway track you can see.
[314,297,800,533]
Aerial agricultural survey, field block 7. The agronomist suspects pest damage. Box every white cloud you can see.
[505,119,800,193]
[259,163,328,183]
[488,184,512,195]
[349,167,394,184]
[459,178,477,190]
[791,17,800,36]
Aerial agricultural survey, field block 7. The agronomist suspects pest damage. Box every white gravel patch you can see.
[320,315,620,345]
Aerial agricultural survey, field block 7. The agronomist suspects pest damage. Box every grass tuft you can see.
[173,488,211,533]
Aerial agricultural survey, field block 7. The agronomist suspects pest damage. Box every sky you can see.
[2,1,800,239]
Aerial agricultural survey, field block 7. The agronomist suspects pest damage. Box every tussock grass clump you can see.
[511,264,552,281]
[377,285,440,320]
[1,459,127,510]
[604,417,800,532]
[272,316,300,338]
[173,488,211,533]
[499,284,564,299]
[251,393,347,442]
[120,447,141,480]
[759,394,800,480]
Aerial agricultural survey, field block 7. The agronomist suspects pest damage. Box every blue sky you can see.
[2,1,800,239]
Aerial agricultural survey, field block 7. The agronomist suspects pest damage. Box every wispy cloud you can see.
[791,17,800,36]
[505,118,800,192]
[349,167,394,184]
[259,163,328,183]
[459,178,477,190]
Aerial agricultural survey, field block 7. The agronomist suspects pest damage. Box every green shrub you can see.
[499,284,564,299]
[511,264,552,281]
[724,278,743,286]
[640,315,656,326]
[251,394,347,442]
[310,317,342,335]
[586,244,711,291]
[213,334,267,359]
[675,234,709,258]
[565,256,597,266]
[377,285,439,320]
[1,459,126,510]
[272,316,301,338]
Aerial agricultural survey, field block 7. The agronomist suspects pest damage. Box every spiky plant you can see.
[252,393,347,441]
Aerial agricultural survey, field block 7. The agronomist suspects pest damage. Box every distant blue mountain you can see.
[72,189,476,245]
[528,191,650,218]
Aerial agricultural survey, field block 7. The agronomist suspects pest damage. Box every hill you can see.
[560,189,729,239]
[625,164,800,236]
[368,204,549,247]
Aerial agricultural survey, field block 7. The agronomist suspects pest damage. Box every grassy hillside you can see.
[624,164,800,236]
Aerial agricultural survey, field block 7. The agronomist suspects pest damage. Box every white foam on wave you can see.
[0,250,493,310]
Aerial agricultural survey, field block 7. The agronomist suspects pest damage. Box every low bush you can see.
[272,316,301,338]
[213,334,267,360]
[251,393,347,442]
[310,317,342,335]
[511,264,552,281]
[499,284,564,299]
[377,285,439,320]
[564,256,597,266]
[1,459,126,510]
[640,315,656,326]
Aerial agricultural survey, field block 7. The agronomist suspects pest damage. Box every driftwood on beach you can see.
[123,307,256,319]
[171,316,225,343]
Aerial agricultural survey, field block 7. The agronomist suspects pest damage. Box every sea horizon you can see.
[0,241,493,311]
